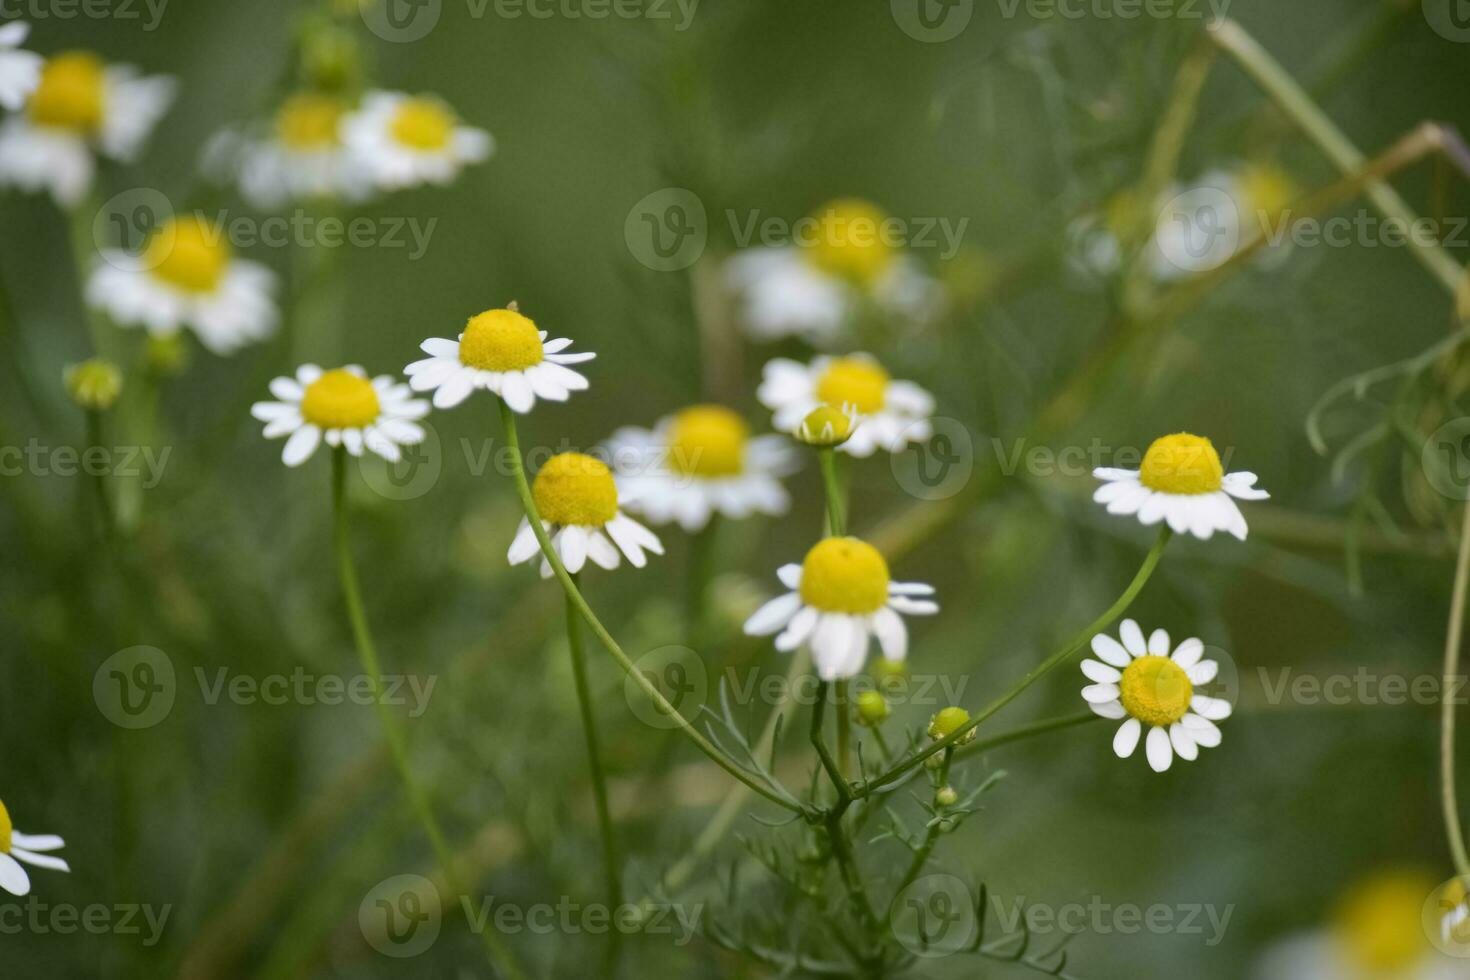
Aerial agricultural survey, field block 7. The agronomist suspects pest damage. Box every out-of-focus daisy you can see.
[0,22,41,111]
[1093,433,1268,541]
[606,405,799,532]
[0,799,68,897]
[757,354,933,458]
[1254,870,1462,980]
[0,49,173,206]
[1441,878,1470,951]
[252,364,429,467]
[88,214,279,355]
[743,536,937,681]
[508,452,663,577]
[1080,619,1231,773]
[342,90,491,192]
[726,199,944,345]
[404,305,594,413]
[204,91,370,209]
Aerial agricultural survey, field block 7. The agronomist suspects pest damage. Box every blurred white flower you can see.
[508,452,664,577]
[0,22,42,111]
[252,364,429,467]
[0,799,68,897]
[342,90,491,191]
[1093,432,1268,541]
[0,50,173,206]
[758,353,933,458]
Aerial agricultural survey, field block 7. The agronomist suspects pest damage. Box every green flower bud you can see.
[854,690,889,727]
[927,706,975,745]
[936,786,958,807]
[64,359,122,411]
[796,404,858,448]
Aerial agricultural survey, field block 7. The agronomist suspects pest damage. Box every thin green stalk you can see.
[685,516,718,649]
[494,399,803,813]
[818,448,846,536]
[954,711,1102,761]
[1442,504,1470,879]
[835,679,852,778]
[85,409,116,540]
[564,572,624,971]
[888,748,951,912]
[860,529,1171,796]
[330,449,527,980]
[810,682,878,940]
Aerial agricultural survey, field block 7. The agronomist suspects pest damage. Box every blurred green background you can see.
[3,0,1470,976]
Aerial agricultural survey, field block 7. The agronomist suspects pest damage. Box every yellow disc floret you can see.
[797,405,857,448]
[390,97,455,151]
[300,369,381,429]
[804,199,895,285]
[1139,433,1224,495]
[799,537,889,614]
[276,92,346,149]
[0,799,11,854]
[667,405,748,478]
[65,358,123,411]
[458,308,544,373]
[144,216,232,294]
[1119,656,1193,727]
[1334,870,1435,973]
[29,51,106,132]
[816,358,889,415]
[533,452,619,527]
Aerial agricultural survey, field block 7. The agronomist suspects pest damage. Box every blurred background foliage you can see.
[3,0,1470,976]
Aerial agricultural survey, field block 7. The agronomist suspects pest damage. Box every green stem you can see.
[494,399,803,813]
[859,529,1171,796]
[954,710,1102,761]
[1442,504,1470,879]
[889,749,951,912]
[818,448,846,536]
[835,679,852,779]
[810,682,879,940]
[85,409,116,540]
[684,516,717,650]
[330,450,527,980]
[564,573,624,971]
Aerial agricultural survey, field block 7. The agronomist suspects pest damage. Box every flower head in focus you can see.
[342,90,491,192]
[252,364,428,467]
[758,354,933,458]
[0,22,41,111]
[508,452,664,577]
[1093,433,1268,541]
[0,799,68,897]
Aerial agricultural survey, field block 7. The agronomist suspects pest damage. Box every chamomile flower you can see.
[0,22,41,111]
[404,306,594,413]
[0,50,173,206]
[0,799,68,897]
[757,354,933,458]
[743,536,937,681]
[508,452,663,577]
[342,90,492,192]
[1080,619,1231,773]
[726,199,943,345]
[251,364,429,467]
[606,405,799,532]
[1093,433,1268,541]
[88,214,279,355]
[204,91,370,208]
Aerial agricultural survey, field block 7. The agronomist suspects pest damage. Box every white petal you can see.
[1081,659,1122,684]
[871,606,908,661]
[1145,726,1173,772]
[10,848,68,872]
[1169,724,1198,761]
[776,563,803,590]
[586,530,621,570]
[1090,633,1131,667]
[500,372,536,414]
[1113,718,1142,758]
[888,581,935,596]
[1180,713,1222,747]
[0,853,29,895]
[1148,628,1170,656]
[774,605,819,652]
[744,592,802,636]
[887,596,939,616]
[1119,619,1146,657]
[507,519,542,565]
[1082,683,1121,704]
[1191,694,1233,721]
[559,524,588,573]
[1089,700,1127,719]
[1186,660,1218,685]
[10,834,63,852]
[1171,638,1204,668]
[281,424,321,466]
[432,370,476,409]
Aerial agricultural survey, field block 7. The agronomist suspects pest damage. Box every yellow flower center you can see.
[1237,163,1296,226]
[143,217,232,294]
[798,405,857,447]
[1138,433,1223,495]
[458,309,544,372]
[0,800,10,854]
[1334,871,1435,973]
[532,452,619,527]
[390,98,455,151]
[29,51,106,133]
[804,198,896,285]
[816,358,889,416]
[1118,656,1193,727]
[667,405,749,478]
[300,369,381,429]
[799,537,890,614]
[275,92,346,150]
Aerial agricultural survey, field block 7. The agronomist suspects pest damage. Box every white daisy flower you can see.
[757,353,934,458]
[203,91,371,209]
[508,452,664,578]
[0,22,42,111]
[1080,619,1232,773]
[1093,432,1269,541]
[251,364,429,467]
[726,198,943,346]
[0,799,68,897]
[88,214,279,355]
[404,305,594,414]
[743,536,937,681]
[0,49,174,206]
[342,89,491,192]
[606,405,799,532]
